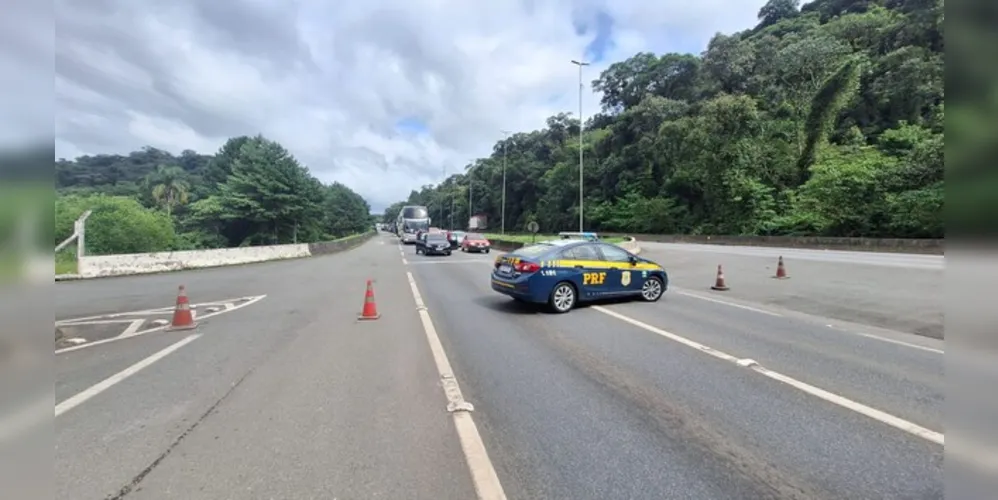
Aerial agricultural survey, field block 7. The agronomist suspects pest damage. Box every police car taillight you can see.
[515,261,540,273]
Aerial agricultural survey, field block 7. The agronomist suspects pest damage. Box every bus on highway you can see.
[397,205,431,244]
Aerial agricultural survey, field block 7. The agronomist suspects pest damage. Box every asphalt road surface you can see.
[54,233,945,499]
[638,241,944,339]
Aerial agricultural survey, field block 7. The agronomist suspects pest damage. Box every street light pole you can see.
[500,130,511,235]
[467,161,475,230]
[571,59,589,233]
[441,165,446,229]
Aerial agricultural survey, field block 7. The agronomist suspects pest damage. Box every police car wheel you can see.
[549,282,576,313]
[640,276,664,302]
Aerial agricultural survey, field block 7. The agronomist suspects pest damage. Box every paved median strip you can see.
[592,305,944,446]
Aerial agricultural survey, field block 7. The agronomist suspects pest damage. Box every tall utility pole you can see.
[467,161,475,230]
[500,130,512,235]
[571,59,589,233]
[440,165,446,229]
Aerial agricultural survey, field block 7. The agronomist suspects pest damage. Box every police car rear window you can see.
[514,243,554,257]
[560,245,600,260]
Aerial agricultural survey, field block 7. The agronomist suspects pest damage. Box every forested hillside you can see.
[56,135,373,256]
[384,0,944,238]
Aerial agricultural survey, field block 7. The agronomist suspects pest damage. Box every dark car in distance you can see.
[446,230,467,249]
[416,233,453,256]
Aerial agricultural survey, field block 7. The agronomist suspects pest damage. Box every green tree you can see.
[145,165,191,217]
[56,194,177,255]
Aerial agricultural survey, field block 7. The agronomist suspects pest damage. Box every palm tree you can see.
[146,165,190,217]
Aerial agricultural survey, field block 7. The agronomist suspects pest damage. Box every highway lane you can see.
[55,235,477,500]
[405,244,943,499]
[53,234,945,499]
[638,241,944,339]
[640,242,944,269]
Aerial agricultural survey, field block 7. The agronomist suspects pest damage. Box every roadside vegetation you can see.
[56,135,375,260]
[382,0,943,239]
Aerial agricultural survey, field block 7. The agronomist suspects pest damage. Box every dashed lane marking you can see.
[593,305,944,446]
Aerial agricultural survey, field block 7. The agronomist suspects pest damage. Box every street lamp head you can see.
[570,59,590,66]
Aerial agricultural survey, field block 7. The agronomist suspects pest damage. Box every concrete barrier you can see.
[307,232,373,256]
[618,236,642,255]
[73,231,377,279]
[600,233,943,254]
[79,244,312,278]
[489,237,644,255]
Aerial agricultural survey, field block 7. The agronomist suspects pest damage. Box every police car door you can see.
[563,243,610,299]
[597,243,642,296]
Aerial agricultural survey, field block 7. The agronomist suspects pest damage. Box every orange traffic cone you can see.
[358,279,381,320]
[773,256,789,279]
[711,265,730,291]
[167,285,198,330]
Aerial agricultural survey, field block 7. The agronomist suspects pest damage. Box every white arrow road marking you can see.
[56,295,266,354]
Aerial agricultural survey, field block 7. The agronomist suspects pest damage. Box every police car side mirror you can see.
[628,255,638,265]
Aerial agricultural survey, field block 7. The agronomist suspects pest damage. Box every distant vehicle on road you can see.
[397,205,431,244]
[416,232,453,256]
[490,239,666,313]
[447,230,466,249]
[468,215,487,231]
[461,233,491,253]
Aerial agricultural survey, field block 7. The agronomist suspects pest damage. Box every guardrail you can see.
[63,231,376,279]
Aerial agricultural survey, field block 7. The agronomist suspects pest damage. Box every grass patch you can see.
[484,233,626,244]
[56,249,78,275]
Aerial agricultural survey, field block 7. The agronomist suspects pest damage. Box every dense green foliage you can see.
[384,0,943,238]
[56,135,373,255]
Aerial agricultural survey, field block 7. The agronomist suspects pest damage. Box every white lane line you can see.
[675,290,783,317]
[847,329,944,354]
[675,288,944,354]
[55,333,201,418]
[405,270,507,500]
[55,295,266,354]
[592,305,944,446]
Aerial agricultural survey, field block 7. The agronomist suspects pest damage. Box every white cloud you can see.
[50,0,762,211]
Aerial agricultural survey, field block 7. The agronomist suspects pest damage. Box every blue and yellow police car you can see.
[490,239,667,313]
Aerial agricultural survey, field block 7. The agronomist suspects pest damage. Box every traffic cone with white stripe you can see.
[167,285,198,330]
[773,256,789,279]
[358,279,381,320]
[711,265,729,291]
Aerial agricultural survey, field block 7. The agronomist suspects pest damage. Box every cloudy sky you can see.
[50,0,762,211]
